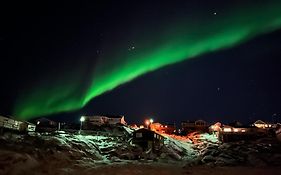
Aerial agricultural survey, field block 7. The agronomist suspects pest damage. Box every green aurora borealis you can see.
[14,1,281,119]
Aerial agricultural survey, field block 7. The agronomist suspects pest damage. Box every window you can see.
[136,133,143,138]
[223,128,232,132]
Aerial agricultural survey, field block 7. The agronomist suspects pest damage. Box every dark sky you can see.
[1,1,281,125]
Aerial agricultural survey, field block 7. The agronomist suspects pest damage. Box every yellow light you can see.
[149,119,154,123]
[223,128,232,132]
[241,129,246,132]
[145,120,150,126]
[234,128,239,132]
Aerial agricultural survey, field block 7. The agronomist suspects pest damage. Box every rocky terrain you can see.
[0,127,281,175]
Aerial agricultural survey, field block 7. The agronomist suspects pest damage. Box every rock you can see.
[119,153,135,160]
[247,154,267,167]
[215,157,238,166]
[201,155,215,163]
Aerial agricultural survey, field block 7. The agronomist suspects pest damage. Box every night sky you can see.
[1,0,281,125]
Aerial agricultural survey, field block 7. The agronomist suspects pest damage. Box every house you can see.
[0,115,21,131]
[209,122,222,134]
[20,121,36,132]
[129,124,138,129]
[0,115,36,133]
[35,118,57,131]
[85,115,127,126]
[163,123,176,134]
[132,128,164,151]
[36,118,57,127]
[253,120,275,129]
[219,124,267,142]
[150,122,176,134]
[86,115,108,126]
[106,115,127,125]
[181,119,208,132]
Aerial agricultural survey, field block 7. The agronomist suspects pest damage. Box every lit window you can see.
[234,128,239,132]
[223,128,232,132]
[241,129,246,132]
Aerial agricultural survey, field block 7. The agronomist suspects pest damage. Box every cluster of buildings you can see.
[33,115,127,131]
[84,115,127,126]
[1,114,280,151]
[149,122,176,134]
[0,115,36,133]
[209,120,279,142]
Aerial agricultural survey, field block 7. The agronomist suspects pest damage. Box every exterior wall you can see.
[87,116,106,126]
[182,120,207,132]
[133,129,164,151]
[36,118,57,127]
[0,116,34,132]
[25,123,36,132]
[219,125,268,142]
[107,116,126,125]
[87,115,126,126]
[181,122,195,128]
[253,120,274,129]
[195,120,206,127]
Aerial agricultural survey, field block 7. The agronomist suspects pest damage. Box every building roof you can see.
[87,115,124,119]
[36,117,56,123]
[254,120,266,124]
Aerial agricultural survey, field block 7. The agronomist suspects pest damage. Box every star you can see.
[128,46,135,51]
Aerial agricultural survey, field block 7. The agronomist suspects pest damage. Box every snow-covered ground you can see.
[0,128,281,175]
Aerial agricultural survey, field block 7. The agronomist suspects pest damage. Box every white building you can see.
[85,115,126,126]
[0,115,36,132]
[86,116,108,126]
[253,120,275,129]
[107,115,126,125]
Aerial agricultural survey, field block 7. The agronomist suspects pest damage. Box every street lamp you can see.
[80,116,85,132]
[145,118,154,129]
[145,119,150,128]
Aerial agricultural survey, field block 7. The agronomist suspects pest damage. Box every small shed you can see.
[132,128,164,151]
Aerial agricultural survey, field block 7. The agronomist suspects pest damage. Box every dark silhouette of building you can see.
[132,128,164,151]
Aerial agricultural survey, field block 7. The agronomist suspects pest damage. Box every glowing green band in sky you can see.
[14,1,281,119]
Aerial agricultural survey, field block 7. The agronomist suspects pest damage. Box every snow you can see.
[122,126,135,135]
[0,128,281,175]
